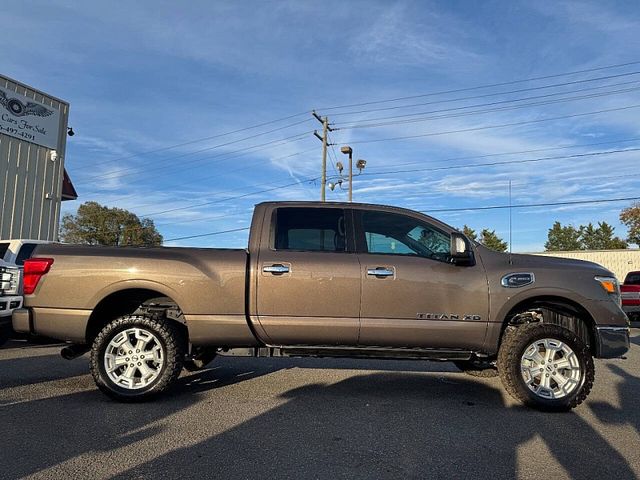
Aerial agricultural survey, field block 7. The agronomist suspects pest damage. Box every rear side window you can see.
[274,208,346,252]
[15,243,38,266]
[0,243,9,262]
[625,273,640,285]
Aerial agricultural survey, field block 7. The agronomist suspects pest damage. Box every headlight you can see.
[0,266,20,296]
[595,276,621,305]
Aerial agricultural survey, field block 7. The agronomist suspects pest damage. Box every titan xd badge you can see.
[501,272,535,288]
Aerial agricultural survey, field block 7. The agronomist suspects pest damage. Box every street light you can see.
[340,146,354,202]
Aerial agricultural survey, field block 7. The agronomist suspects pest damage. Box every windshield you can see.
[625,272,640,285]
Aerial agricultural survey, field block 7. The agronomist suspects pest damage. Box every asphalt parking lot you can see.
[1,327,639,480]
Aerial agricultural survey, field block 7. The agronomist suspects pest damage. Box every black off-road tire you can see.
[497,323,594,412]
[453,360,499,378]
[90,314,186,402]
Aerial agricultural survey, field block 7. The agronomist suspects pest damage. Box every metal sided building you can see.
[0,74,77,241]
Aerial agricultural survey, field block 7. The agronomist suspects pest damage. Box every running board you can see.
[218,346,473,361]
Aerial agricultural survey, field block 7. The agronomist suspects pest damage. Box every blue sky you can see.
[3,0,640,251]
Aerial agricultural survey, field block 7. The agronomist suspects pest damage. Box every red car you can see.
[621,271,640,321]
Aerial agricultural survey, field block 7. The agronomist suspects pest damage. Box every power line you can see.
[126,146,640,220]
[101,147,318,208]
[326,71,640,118]
[334,104,640,145]
[76,121,313,182]
[145,176,320,217]
[363,137,640,171]
[355,147,640,178]
[163,227,251,243]
[161,196,640,244]
[82,111,311,167]
[424,196,640,213]
[333,81,640,129]
[316,60,640,111]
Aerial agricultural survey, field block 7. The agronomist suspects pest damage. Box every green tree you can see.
[620,202,640,247]
[479,229,508,252]
[60,201,163,246]
[545,222,582,251]
[580,222,627,250]
[462,225,477,242]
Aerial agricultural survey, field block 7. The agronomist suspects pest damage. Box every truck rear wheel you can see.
[90,314,186,402]
[497,323,594,411]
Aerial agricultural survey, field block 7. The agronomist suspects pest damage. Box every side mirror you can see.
[450,232,474,266]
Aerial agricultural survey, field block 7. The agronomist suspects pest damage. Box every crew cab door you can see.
[354,209,489,350]
[254,206,361,345]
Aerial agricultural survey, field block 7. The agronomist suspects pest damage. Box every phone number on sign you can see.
[0,124,36,141]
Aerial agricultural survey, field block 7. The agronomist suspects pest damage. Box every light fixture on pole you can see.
[340,146,353,202]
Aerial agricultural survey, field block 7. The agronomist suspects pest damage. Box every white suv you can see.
[0,260,21,345]
[0,239,51,267]
[0,240,50,346]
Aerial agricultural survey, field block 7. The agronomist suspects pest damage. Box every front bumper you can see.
[0,295,23,318]
[595,326,630,358]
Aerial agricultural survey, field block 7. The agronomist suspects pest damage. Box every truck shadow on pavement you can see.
[1,357,637,479]
[114,369,636,480]
[590,363,640,443]
[0,353,89,389]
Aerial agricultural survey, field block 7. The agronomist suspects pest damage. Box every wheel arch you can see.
[499,295,597,352]
[85,288,186,344]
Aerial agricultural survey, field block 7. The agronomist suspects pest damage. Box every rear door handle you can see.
[367,267,395,277]
[263,264,290,274]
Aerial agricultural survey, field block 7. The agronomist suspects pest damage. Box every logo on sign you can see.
[0,90,53,118]
[501,272,535,288]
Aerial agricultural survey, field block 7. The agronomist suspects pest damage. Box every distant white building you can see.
[533,249,640,281]
[0,74,77,241]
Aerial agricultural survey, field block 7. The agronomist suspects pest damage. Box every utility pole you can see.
[312,111,333,202]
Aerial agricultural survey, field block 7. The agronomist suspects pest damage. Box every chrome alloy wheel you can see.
[104,327,165,390]
[520,338,582,400]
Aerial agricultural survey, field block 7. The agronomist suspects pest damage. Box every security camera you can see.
[67,127,75,137]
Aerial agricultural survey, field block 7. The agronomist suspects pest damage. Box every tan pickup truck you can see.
[13,201,630,410]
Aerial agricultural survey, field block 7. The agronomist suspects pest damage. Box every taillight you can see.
[23,258,54,295]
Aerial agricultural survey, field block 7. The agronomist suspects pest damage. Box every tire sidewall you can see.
[503,324,592,411]
[91,317,173,400]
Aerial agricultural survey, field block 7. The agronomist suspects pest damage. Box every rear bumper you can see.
[12,308,31,334]
[12,307,90,342]
[594,325,630,358]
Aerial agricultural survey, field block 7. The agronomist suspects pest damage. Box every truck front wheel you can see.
[90,314,186,402]
[497,323,594,411]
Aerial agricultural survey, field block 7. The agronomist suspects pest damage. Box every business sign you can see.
[0,86,61,149]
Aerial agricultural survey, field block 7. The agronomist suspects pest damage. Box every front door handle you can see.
[367,267,395,277]
[263,264,290,274]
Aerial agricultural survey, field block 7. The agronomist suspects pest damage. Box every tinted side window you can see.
[15,243,38,266]
[275,208,346,252]
[0,243,9,262]
[361,211,451,262]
